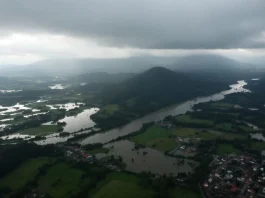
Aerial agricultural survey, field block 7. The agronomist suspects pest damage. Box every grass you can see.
[176,115,214,126]
[104,172,140,183]
[249,141,265,151]
[173,128,245,140]
[173,128,217,140]
[126,98,136,107]
[0,157,53,190]
[239,125,256,132]
[169,187,202,198]
[131,126,177,152]
[215,123,234,132]
[102,104,120,115]
[19,125,60,136]
[210,102,234,109]
[93,172,154,198]
[216,144,242,155]
[88,148,109,155]
[39,162,90,198]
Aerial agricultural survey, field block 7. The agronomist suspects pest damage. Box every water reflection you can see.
[250,133,265,141]
[59,108,99,132]
[80,80,249,145]
[97,140,196,176]
[49,84,69,89]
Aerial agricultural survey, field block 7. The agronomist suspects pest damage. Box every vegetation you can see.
[19,125,61,136]
[131,126,177,152]
[101,104,120,115]
[88,148,109,155]
[210,102,234,109]
[215,123,234,132]
[0,157,53,190]
[169,187,202,198]
[173,128,217,140]
[93,172,155,198]
[91,67,227,128]
[38,163,90,198]
[215,144,242,155]
[249,141,265,151]
[176,115,214,126]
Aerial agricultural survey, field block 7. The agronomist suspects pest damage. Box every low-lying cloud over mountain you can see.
[0,0,265,64]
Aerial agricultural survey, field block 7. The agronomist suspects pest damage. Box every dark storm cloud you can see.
[0,0,265,49]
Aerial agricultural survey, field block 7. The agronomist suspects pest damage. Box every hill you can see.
[173,54,263,82]
[91,67,227,128]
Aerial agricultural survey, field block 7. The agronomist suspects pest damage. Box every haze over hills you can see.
[0,54,263,78]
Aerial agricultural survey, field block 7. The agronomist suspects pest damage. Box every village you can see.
[203,155,265,198]
[57,144,122,172]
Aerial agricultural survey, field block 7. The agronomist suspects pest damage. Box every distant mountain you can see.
[174,54,241,72]
[0,57,167,77]
[173,54,264,82]
[1,54,263,79]
[73,72,136,84]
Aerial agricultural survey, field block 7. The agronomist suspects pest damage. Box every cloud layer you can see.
[0,0,265,49]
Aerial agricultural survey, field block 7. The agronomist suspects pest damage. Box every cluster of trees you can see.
[0,143,62,179]
[1,110,66,136]
[90,67,228,129]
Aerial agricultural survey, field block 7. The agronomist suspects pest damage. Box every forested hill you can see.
[92,67,228,128]
[102,67,227,106]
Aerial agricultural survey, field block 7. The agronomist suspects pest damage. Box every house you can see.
[180,146,186,150]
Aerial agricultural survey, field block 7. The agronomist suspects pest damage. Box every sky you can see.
[0,0,265,65]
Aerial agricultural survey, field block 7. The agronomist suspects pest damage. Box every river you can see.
[36,80,249,145]
[79,80,249,145]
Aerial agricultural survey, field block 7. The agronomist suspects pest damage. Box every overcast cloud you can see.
[0,0,265,64]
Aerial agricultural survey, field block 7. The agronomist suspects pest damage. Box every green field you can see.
[210,102,234,109]
[249,141,265,151]
[173,128,217,140]
[88,148,109,155]
[102,104,120,115]
[39,162,90,198]
[93,173,154,198]
[19,125,60,136]
[239,125,256,132]
[176,115,214,126]
[215,123,234,132]
[173,128,245,140]
[131,126,177,152]
[216,144,242,155]
[169,187,202,198]
[0,157,53,190]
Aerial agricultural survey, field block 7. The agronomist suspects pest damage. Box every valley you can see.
[1,63,265,198]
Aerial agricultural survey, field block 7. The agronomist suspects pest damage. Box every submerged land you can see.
[1,57,265,197]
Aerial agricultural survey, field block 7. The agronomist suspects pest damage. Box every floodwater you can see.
[49,84,69,89]
[250,133,265,141]
[46,102,85,111]
[97,140,196,176]
[35,108,100,144]
[58,108,99,132]
[0,103,31,115]
[80,80,250,145]
[0,133,33,140]
[36,129,96,145]
[248,108,259,111]
[0,90,22,93]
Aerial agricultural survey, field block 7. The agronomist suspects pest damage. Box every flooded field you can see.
[58,108,99,132]
[49,84,70,89]
[97,140,197,176]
